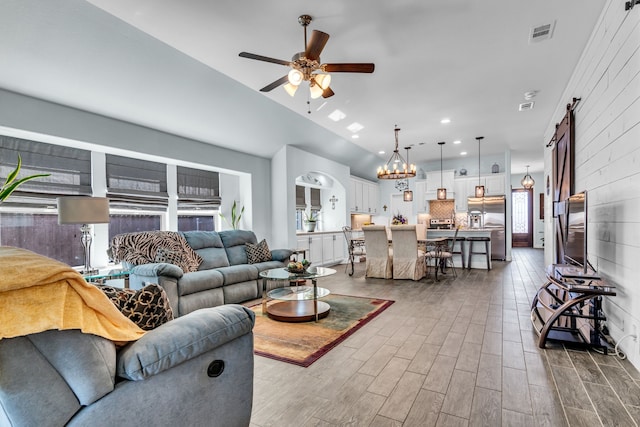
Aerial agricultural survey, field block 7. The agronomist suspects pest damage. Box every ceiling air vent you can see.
[519,102,535,111]
[529,21,555,43]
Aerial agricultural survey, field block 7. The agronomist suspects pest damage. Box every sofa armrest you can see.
[131,262,183,279]
[270,249,294,262]
[116,304,255,381]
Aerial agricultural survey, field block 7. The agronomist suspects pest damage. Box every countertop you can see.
[296,230,344,236]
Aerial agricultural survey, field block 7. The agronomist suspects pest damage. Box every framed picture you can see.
[540,193,545,219]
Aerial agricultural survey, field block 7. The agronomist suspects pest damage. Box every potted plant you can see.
[219,200,244,230]
[303,210,319,232]
[1,155,50,203]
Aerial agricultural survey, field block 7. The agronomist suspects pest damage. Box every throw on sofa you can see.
[0,304,256,427]
[110,230,293,317]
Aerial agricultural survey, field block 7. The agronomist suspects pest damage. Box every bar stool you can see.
[467,236,491,270]
[446,236,466,269]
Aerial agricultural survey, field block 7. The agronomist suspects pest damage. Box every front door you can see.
[512,188,533,247]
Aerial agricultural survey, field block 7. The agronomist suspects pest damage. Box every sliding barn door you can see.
[552,106,574,264]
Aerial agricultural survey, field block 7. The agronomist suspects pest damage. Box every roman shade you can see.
[106,154,168,210]
[177,166,221,210]
[0,136,91,207]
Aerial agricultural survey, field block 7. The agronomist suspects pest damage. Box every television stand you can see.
[530,264,616,352]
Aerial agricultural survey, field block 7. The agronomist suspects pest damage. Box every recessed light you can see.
[347,122,364,133]
[460,151,467,156]
[453,140,461,145]
[352,134,359,139]
[378,150,385,155]
[328,109,346,122]
[440,118,451,124]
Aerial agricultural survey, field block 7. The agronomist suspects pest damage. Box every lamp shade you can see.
[57,197,110,224]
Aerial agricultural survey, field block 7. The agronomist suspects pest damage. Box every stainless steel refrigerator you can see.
[467,196,506,261]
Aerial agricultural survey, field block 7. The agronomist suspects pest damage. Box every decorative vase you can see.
[304,221,317,232]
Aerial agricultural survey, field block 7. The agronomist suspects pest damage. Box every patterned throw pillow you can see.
[246,239,271,264]
[97,284,174,331]
[154,247,184,266]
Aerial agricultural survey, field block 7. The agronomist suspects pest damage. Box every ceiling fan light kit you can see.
[239,14,374,101]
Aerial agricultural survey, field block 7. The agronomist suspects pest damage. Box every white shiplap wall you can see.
[544,0,640,369]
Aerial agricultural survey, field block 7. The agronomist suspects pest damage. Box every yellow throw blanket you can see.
[0,246,145,342]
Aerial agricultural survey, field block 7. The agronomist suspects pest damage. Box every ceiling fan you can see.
[239,14,375,99]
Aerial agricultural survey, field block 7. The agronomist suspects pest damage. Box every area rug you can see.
[250,294,394,367]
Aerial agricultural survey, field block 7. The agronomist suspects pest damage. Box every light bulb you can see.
[287,69,303,86]
[314,73,331,90]
[309,83,323,99]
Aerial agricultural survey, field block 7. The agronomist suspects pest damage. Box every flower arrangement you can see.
[391,212,407,225]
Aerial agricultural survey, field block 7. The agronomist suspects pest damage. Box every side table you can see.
[83,269,131,289]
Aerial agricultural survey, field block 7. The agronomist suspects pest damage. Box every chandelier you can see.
[521,165,535,189]
[377,126,416,179]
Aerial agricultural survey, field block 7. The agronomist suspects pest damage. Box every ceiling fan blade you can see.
[305,30,330,61]
[259,75,289,92]
[322,87,335,98]
[324,63,375,73]
[239,52,290,67]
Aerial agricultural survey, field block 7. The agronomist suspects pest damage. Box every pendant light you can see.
[403,146,413,201]
[437,141,446,200]
[475,136,485,198]
[521,165,535,189]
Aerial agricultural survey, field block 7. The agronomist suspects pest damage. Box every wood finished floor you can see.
[249,248,640,427]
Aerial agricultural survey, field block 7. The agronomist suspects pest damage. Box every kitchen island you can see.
[426,228,492,269]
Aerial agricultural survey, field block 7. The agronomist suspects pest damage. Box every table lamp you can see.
[57,196,110,274]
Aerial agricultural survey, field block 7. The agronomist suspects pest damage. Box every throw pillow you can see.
[246,239,271,264]
[154,247,184,267]
[97,284,174,331]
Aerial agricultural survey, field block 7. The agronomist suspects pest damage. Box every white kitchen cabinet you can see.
[322,232,346,265]
[368,184,378,214]
[415,181,427,211]
[454,178,469,212]
[484,173,506,195]
[349,177,379,214]
[426,170,455,193]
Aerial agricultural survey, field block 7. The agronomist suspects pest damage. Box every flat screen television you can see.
[562,190,598,278]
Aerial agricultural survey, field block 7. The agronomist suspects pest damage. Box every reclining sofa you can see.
[0,304,256,427]
[110,230,293,317]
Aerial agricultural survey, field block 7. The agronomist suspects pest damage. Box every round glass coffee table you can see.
[259,266,336,322]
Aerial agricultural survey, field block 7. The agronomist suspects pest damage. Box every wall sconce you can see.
[383,205,388,212]
[329,195,339,209]
[403,189,413,202]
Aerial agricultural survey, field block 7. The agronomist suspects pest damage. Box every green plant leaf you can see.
[0,174,50,201]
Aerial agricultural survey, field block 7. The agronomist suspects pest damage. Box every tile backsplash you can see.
[429,200,455,219]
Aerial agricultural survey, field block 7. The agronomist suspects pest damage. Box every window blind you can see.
[0,136,92,207]
[310,188,322,210]
[295,185,306,209]
[177,166,221,209]
[106,154,168,210]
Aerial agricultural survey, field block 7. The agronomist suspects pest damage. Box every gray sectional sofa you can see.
[111,230,293,317]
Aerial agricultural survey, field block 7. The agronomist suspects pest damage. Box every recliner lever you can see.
[207,360,225,377]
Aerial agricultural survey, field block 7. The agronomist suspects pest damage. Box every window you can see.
[0,137,93,265]
[106,154,168,210]
[0,211,83,267]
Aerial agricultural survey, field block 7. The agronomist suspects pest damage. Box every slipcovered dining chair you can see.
[362,225,393,279]
[390,225,426,281]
